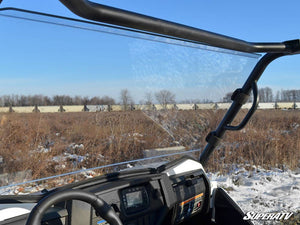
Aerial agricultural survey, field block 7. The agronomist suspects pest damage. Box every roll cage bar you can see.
[2,0,300,166]
[59,0,300,54]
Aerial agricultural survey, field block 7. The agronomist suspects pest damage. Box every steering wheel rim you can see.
[25,189,123,225]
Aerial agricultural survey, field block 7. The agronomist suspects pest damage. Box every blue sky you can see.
[0,0,299,102]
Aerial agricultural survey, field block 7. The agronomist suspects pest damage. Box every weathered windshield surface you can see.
[0,9,259,194]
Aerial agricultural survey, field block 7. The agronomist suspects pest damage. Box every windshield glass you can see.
[0,9,260,194]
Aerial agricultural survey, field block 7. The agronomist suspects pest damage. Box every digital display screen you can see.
[126,190,143,207]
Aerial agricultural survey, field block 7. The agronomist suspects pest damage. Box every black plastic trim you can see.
[214,188,254,225]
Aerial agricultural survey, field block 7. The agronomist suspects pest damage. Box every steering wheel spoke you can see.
[25,189,123,225]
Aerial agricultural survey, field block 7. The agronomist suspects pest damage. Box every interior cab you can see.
[1,156,252,225]
[0,1,299,225]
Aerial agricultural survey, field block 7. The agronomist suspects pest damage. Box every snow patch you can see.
[209,165,300,224]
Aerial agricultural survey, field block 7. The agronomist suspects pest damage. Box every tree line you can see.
[2,88,299,107]
[0,95,116,107]
[0,89,177,108]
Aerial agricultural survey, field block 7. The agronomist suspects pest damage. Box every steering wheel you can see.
[25,189,123,225]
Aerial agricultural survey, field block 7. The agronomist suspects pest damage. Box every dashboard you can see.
[0,157,211,225]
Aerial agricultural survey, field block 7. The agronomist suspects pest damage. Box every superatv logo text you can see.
[243,212,293,221]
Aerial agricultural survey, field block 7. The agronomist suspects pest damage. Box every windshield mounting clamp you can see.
[205,131,221,147]
[231,89,250,105]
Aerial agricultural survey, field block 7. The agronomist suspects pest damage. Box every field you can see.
[0,111,171,181]
[0,109,299,185]
[0,109,299,223]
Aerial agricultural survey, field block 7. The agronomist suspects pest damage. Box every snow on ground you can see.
[208,165,300,224]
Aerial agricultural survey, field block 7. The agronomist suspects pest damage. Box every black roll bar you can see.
[199,52,285,166]
[59,0,300,54]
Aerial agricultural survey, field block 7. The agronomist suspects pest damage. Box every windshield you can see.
[0,9,261,194]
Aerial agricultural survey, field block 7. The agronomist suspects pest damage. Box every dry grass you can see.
[205,110,300,173]
[0,111,172,180]
[144,109,300,173]
[0,109,299,182]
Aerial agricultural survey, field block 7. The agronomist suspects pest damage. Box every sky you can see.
[0,0,299,102]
